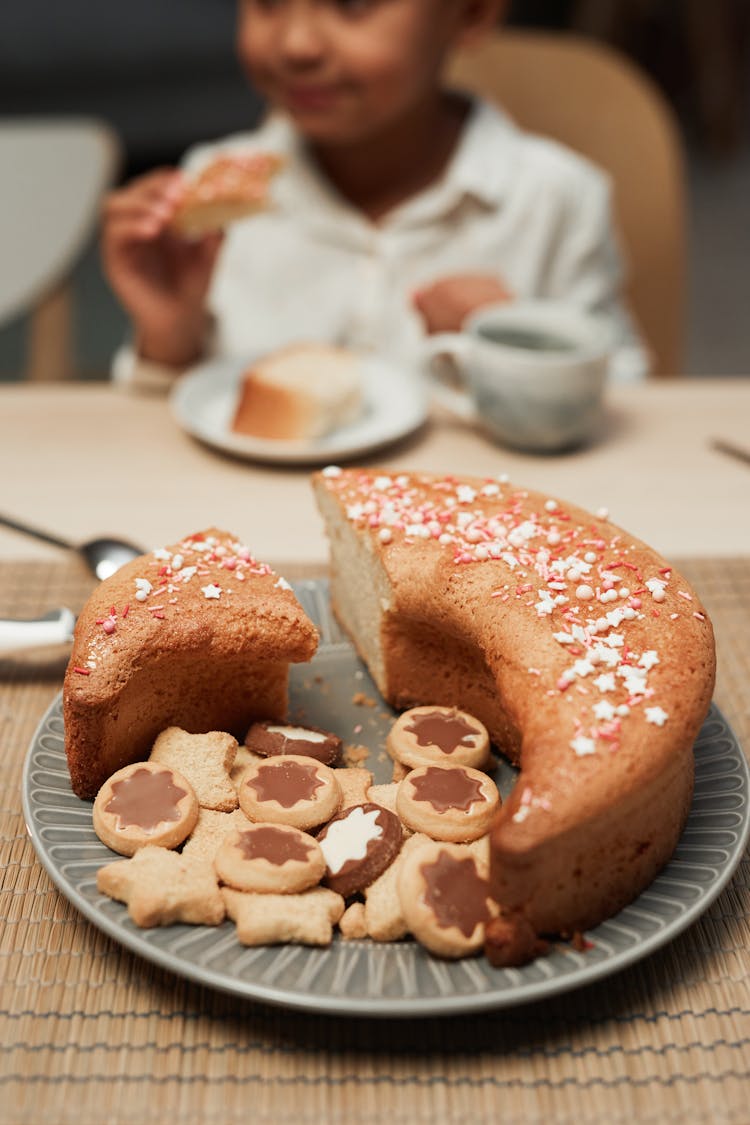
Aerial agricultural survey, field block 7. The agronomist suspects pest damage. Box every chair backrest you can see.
[448,30,686,376]
[0,117,121,379]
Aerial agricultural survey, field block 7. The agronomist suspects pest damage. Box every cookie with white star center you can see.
[244,719,342,766]
[238,753,341,830]
[214,822,326,893]
[316,803,403,897]
[93,760,199,856]
[396,763,499,842]
[387,706,491,772]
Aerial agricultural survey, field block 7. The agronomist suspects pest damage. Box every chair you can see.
[0,118,121,380]
[448,30,687,376]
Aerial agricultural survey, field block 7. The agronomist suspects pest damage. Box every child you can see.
[103,0,647,392]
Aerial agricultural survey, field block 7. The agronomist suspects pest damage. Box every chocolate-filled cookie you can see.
[387,705,490,772]
[214,822,326,894]
[396,763,499,842]
[93,761,198,856]
[398,841,498,959]
[239,754,341,831]
[245,720,342,766]
[317,803,403,897]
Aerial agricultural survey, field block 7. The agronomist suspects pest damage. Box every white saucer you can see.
[170,355,428,466]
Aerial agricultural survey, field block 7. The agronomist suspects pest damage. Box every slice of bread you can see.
[231,344,365,442]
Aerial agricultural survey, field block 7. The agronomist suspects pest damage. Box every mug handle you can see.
[421,333,477,422]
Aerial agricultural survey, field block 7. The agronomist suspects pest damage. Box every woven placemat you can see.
[1,557,748,1125]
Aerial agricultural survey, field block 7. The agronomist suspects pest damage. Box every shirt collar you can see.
[269,95,521,233]
[440,96,521,208]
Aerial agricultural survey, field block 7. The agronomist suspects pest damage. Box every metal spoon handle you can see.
[0,513,73,551]
[0,608,76,654]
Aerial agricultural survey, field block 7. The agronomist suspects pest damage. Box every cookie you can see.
[181,807,251,863]
[230,744,265,790]
[97,846,225,928]
[214,822,326,893]
[150,727,238,811]
[366,781,401,818]
[396,763,499,842]
[245,720,342,766]
[238,753,341,830]
[93,761,198,856]
[335,767,373,807]
[397,841,497,958]
[223,885,345,946]
[339,901,367,940]
[316,803,403,897]
[363,832,433,942]
[387,706,491,772]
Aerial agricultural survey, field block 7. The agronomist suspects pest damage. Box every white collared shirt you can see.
[114,99,648,391]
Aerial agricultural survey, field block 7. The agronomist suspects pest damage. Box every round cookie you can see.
[387,706,490,772]
[93,761,199,856]
[239,754,342,831]
[317,803,403,897]
[245,720,342,766]
[396,763,499,842]
[214,822,326,893]
[398,841,497,958]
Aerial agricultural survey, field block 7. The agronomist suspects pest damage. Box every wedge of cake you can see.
[313,467,715,935]
[170,151,282,237]
[63,529,318,800]
[231,344,364,442]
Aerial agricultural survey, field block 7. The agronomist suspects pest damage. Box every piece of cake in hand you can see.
[231,344,364,442]
[170,151,282,237]
[63,529,318,800]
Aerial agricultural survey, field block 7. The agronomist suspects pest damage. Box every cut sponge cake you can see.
[231,344,364,442]
[170,151,282,237]
[63,529,318,800]
[313,467,716,935]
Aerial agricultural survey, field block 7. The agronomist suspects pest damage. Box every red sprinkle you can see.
[73,666,90,676]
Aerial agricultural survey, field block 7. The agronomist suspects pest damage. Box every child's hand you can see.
[412,274,512,334]
[101,169,224,367]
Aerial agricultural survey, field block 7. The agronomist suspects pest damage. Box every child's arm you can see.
[411,274,512,334]
[101,169,223,369]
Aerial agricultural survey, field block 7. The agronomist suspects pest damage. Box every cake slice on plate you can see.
[313,467,715,935]
[63,529,318,800]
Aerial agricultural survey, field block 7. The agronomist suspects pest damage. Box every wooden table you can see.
[0,378,748,566]
[1,377,749,1124]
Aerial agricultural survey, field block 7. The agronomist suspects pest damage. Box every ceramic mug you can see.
[423,301,613,452]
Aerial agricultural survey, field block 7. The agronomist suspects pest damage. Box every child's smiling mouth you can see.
[282,83,344,112]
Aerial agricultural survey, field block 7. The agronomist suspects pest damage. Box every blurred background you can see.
[1,0,748,381]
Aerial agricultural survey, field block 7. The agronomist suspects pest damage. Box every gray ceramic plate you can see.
[22,580,750,1018]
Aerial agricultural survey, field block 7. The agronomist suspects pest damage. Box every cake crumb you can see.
[352,692,377,708]
[343,743,370,767]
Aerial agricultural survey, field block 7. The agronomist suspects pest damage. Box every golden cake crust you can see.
[64,528,318,800]
[313,468,716,935]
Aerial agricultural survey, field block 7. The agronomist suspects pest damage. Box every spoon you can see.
[0,513,143,580]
